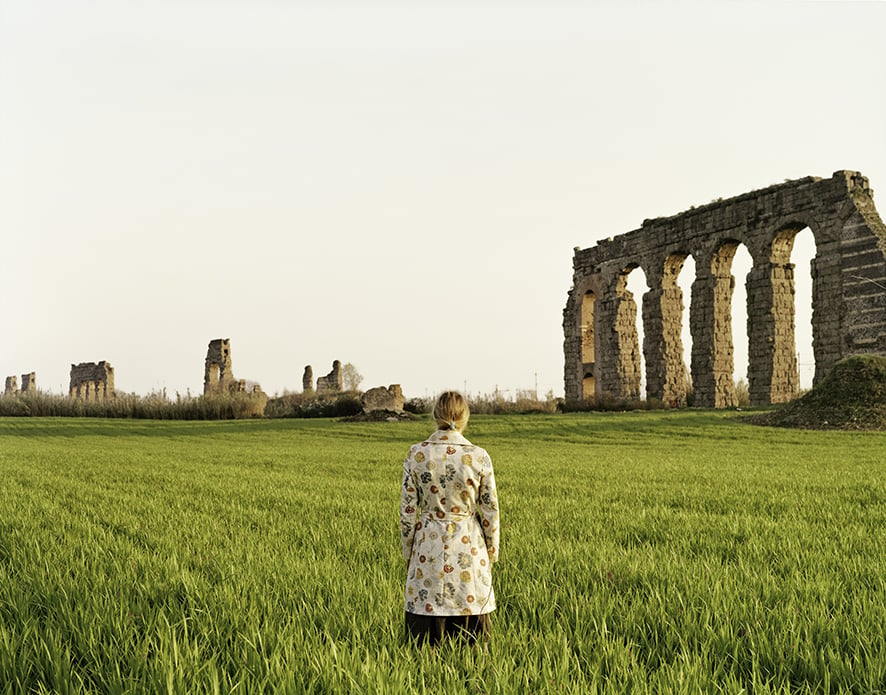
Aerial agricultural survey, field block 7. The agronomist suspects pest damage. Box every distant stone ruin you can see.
[362,384,405,413]
[564,171,886,408]
[204,339,235,395]
[20,372,35,394]
[316,360,342,394]
[70,362,115,401]
[302,361,344,394]
[203,338,264,396]
[4,373,35,396]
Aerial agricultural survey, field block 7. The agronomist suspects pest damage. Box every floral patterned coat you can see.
[400,429,499,616]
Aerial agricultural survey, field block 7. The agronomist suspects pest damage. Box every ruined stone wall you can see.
[20,372,35,394]
[564,171,886,408]
[3,373,34,395]
[202,339,265,397]
[316,360,342,394]
[302,366,313,392]
[70,362,115,401]
[204,338,235,395]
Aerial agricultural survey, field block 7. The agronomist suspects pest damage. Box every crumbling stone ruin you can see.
[4,373,35,396]
[316,360,342,394]
[204,339,235,395]
[362,384,405,413]
[564,171,886,408]
[302,365,313,393]
[203,338,264,396]
[20,372,35,394]
[70,362,115,401]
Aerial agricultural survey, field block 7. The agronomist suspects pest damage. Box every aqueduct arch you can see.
[564,171,886,408]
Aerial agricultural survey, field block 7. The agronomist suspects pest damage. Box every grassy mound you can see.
[750,354,886,430]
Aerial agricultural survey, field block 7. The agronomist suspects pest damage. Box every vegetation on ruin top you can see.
[748,354,886,430]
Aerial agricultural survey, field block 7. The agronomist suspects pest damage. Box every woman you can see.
[399,391,500,645]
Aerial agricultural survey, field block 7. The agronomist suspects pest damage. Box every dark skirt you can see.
[405,611,491,646]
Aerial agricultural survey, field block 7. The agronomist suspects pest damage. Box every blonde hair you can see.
[433,390,470,432]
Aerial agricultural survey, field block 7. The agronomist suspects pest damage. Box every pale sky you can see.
[1,1,884,399]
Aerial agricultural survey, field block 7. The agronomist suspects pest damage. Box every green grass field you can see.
[1,413,884,693]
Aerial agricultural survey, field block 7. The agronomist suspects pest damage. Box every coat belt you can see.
[422,510,474,522]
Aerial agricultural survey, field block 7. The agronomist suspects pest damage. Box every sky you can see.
[1,0,884,399]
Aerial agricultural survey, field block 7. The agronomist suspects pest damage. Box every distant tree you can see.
[734,378,750,407]
[342,363,364,391]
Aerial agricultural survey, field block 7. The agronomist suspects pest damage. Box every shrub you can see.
[467,389,561,415]
[734,379,750,407]
[403,397,433,415]
[0,390,268,420]
[264,391,363,419]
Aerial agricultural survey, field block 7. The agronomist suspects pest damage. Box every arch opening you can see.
[766,223,816,395]
[731,244,752,397]
[621,264,647,399]
[580,290,596,400]
[676,254,696,399]
[792,227,815,391]
[208,363,220,389]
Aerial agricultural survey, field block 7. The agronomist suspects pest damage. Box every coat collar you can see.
[426,429,472,446]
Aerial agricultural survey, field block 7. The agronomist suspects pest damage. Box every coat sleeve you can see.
[477,450,500,563]
[400,449,419,561]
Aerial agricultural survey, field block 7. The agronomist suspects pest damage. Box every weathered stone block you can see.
[362,384,405,413]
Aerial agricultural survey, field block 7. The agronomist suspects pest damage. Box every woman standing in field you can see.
[399,391,500,645]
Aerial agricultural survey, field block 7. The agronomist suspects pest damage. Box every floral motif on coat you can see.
[400,429,499,616]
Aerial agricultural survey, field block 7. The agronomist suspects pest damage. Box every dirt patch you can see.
[342,410,417,423]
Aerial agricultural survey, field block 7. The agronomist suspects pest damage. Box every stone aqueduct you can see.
[564,171,886,408]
